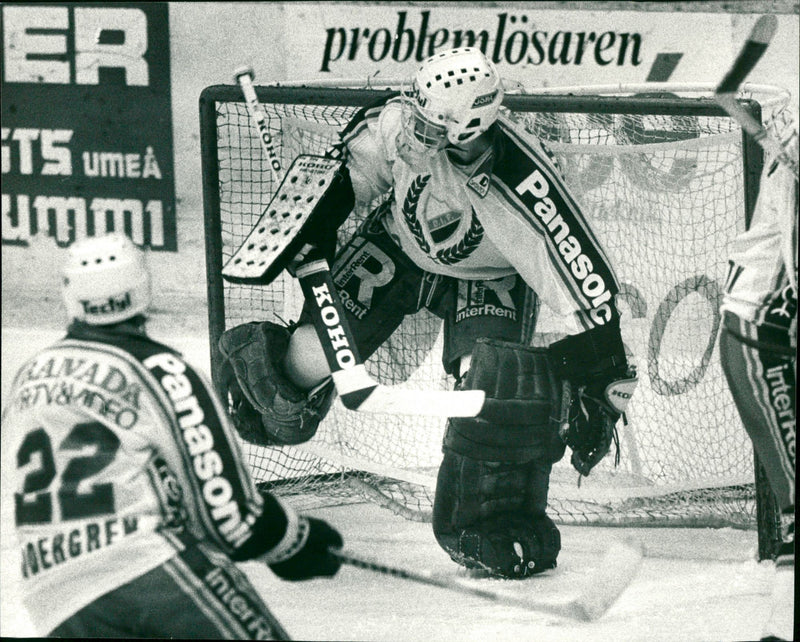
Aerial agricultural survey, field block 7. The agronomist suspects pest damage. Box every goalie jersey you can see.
[3,323,295,633]
[342,95,622,335]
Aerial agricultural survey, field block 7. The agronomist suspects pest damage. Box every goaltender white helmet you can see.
[402,47,504,150]
[62,233,151,325]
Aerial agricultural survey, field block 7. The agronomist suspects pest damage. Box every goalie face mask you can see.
[400,88,450,151]
[407,47,505,147]
[397,86,449,170]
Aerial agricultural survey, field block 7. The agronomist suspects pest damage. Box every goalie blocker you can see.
[218,154,354,445]
[222,155,354,285]
[549,320,639,476]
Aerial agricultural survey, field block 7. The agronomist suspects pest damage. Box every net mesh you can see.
[204,86,786,528]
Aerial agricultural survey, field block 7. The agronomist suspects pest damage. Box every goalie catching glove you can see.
[218,321,335,445]
[548,321,638,476]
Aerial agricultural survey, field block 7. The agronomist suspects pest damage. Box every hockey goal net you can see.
[200,82,790,535]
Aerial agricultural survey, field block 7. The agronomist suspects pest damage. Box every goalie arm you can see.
[224,67,484,418]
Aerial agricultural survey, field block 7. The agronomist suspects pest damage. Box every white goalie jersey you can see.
[341,96,622,335]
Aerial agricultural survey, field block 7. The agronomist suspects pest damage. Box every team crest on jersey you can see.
[402,174,484,265]
[467,154,494,198]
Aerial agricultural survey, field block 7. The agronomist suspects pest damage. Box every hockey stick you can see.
[333,538,644,622]
[294,257,485,417]
[714,15,798,178]
[234,66,284,180]
[233,67,486,417]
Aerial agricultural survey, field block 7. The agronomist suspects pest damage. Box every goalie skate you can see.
[222,154,348,285]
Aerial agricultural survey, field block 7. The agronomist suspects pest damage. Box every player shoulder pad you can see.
[342,96,403,165]
[341,91,399,145]
[495,111,561,173]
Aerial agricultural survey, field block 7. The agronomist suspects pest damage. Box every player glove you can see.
[268,516,343,582]
[548,322,638,477]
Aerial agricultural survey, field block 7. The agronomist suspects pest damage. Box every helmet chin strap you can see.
[444,145,474,165]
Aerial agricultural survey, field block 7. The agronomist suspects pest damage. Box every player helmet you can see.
[62,233,151,325]
[400,47,504,153]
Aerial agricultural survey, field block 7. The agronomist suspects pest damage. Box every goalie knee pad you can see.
[444,337,566,463]
[432,448,560,578]
[218,321,335,445]
[434,339,563,577]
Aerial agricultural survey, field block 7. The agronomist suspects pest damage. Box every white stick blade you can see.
[355,387,486,417]
[572,537,644,621]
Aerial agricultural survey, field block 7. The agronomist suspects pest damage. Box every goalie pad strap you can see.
[444,338,564,463]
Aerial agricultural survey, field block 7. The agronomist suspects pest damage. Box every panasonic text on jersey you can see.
[143,353,251,547]
[516,168,613,325]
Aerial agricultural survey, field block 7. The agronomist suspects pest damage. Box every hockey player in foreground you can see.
[3,233,343,639]
[219,47,638,579]
[719,124,796,641]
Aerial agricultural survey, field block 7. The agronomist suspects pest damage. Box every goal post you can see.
[199,81,788,554]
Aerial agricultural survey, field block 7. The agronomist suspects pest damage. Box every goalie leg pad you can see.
[218,321,335,445]
[432,448,560,578]
[444,338,566,463]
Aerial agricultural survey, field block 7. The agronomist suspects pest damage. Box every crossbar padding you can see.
[222,154,344,283]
